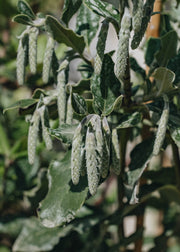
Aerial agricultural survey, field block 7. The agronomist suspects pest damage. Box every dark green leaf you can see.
[76,3,100,47]
[130,57,146,79]
[17,0,35,19]
[116,112,142,129]
[62,0,82,25]
[48,124,78,144]
[38,151,88,227]
[12,14,33,25]
[168,49,180,84]
[156,30,178,66]
[91,54,121,115]
[153,67,176,96]
[45,15,86,55]
[66,79,90,94]
[71,93,87,115]
[126,137,154,203]
[83,0,119,32]
[145,37,161,66]
[3,99,37,113]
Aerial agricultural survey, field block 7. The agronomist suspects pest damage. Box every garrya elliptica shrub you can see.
[4,0,180,251]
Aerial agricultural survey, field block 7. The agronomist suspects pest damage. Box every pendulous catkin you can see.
[39,106,52,150]
[114,8,131,81]
[153,94,169,156]
[111,128,121,175]
[94,20,109,75]
[28,110,40,164]
[71,123,83,185]
[42,36,55,83]
[86,128,99,196]
[17,36,27,85]
[29,27,39,74]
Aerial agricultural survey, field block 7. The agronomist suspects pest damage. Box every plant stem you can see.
[117,128,129,244]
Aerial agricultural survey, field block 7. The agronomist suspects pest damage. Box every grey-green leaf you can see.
[48,124,78,144]
[38,151,88,227]
[62,0,82,25]
[13,14,33,25]
[76,3,100,47]
[45,15,86,55]
[17,0,36,20]
[153,67,176,96]
[155,30,178,66]
[3,99,37,113]
[12,217,71,252]
[83,0,119,31]
[91,54,121,116]
[71,93,87,115]
[116,112,142,129]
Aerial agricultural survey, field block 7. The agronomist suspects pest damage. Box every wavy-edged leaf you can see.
[12,14,33,25]
[12,217,70,252]
[62,0,82,25]
[76,3,100,47]
[38,151,88,227]
[66,79,90,94]
[145,37,161,66]
[45,15,85,55]
[153,67,176,96]
[48,124,78,144]
[71,93,87,115]
[155,30,178,66]
[17,0,36,19]
[91,54,121,116]
[116,112,142,129]
[126,137,154,203]
[3,99,37,113]
[83,0,119,31]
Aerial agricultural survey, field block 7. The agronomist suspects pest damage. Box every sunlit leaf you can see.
[48,124,78,144]
[38,151,88,227]
[45,15,86,55]
[3,99,37,113]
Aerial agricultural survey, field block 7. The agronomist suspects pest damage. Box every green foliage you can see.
[1,0,180,251]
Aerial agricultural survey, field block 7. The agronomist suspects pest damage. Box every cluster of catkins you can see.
[71,115,121,195]
[114,0,155,81]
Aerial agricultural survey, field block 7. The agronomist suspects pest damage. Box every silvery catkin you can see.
[17,38,26,85]
[153,94,169,156]
[66,95,73,125]
[94,20,109,75]
[29,27,39,74]
[101,117,111,178]
[86,128,99,196]
[111,128,121,175]
[89,115,103,175]
[71,123,83,185]
[114,8,131,81]
[42,36,55,83]
[40,106,52,150]
[57,60,68,125]
[28,110,40,164]
[132,0,143,33]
